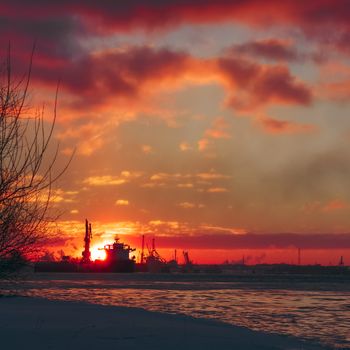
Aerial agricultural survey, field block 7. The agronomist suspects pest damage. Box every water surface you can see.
[3,273,350,349]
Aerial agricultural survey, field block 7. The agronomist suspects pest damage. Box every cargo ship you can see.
[92,238,136,272]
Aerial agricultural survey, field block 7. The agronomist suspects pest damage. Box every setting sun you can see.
[90,246,106,261]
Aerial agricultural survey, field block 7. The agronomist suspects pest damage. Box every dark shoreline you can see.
[0,296,334,350]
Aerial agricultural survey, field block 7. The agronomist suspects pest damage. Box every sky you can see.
[3,1,350,264]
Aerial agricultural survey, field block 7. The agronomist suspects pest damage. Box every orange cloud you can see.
[142,171,231,192]
[82,170,142,186]
[115,199,130,206]
[179,142,192,151]
[197,138,210,151]
[303,199,348,213]
[141,145,153,154]
[207,187,228,193]
[204,117,231,139]
[178,202,196,209]
[177,183,194,189]
[83,175,127,186]
[322,199,348,212]
[56,121,110,156]
[196,172,230,180]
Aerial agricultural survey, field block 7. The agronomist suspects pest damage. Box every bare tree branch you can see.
[0,49,72,278]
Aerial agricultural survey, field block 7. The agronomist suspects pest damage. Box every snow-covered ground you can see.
[0,296,331,350]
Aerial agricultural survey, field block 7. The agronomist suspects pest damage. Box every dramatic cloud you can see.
[218,57,313,110]
[2,1,350,34]
[2,37,313,125]
[2,1,350,264]
[2,0,350,81]
[34,47,192,108]
[227,39,300,62]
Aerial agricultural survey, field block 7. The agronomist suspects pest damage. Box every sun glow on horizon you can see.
[90,245,106,261]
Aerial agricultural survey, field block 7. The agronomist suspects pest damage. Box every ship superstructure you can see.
[100,237,136,272]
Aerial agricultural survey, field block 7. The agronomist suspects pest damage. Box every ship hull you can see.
[34,260,135,273]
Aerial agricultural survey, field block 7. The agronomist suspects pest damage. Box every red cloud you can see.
[218,57,312,110]
[30,47,191,109]
[258,116,316,134]
[1,1,350,42]
[4,43,311,114]
[1,1,350,65]
[2,1,349,30]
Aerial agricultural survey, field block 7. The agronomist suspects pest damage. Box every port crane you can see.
[81,219,92,263]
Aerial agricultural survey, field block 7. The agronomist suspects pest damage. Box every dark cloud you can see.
[131,232,350,249]
[218,57,312,109]
[0,15,86,64]
[253,66,312,105]
[2,1,350,28]
[27,46,190,108]
[2,41,311,112]
[227,39,300,62]
[0,1,350,65]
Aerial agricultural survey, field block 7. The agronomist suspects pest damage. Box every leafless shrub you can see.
[0,47,71,278]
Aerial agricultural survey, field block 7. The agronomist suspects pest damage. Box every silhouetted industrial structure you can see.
[81,219,92,264]
[35,220,136,272]
[99,237,136,272]
[145,238,167,272]
[140,234,145,264]
[34,221,349,275]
